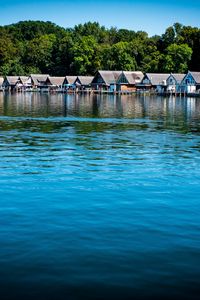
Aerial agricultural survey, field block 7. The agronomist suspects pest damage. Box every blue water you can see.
[0,93,200,300]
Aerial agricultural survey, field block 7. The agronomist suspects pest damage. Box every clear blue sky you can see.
[1,0,200,36]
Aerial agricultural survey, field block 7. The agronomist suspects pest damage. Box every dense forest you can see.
[0,20,200,76]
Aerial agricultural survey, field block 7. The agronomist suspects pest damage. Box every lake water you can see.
[0,92,200,300]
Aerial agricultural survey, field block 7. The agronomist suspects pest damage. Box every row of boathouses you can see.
[0,70,200,95]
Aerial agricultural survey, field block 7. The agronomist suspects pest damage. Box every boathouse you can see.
[139,73,170,92]
[63,76,77,92]
[45,76,65,92]
[166,74,186,93]
[91,70,122,92]
[117,71,144,92]
[181,71,200,94]
[19,76,32,91]
[2,76,21,91]
[74,76,94,91]
[30,74,49,90]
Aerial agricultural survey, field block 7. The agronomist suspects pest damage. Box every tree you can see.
[73,22,107,43]
[24,34,57,73]
[0,35,16,66]
[0,59,25,76]
[180,26,200,70]
[70,35,100,75]
[5,20,66,41]
[141,46,162,72]
[100,42,137,70]
[53,32,74,75]
[0,20,199,75]
[160,23,183,49]
[162,43,192,73]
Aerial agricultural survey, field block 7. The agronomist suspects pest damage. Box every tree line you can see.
[0,20,200,76]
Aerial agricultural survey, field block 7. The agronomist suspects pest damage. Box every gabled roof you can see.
[47,76,65,86]
[188,71,200,84]
[75,76,94,85]
[30,74,49,85]
[92,70,122,85]
[118,71,144,84]
[19,76,30,84]
[100,70,122,84]
[168,73,186,84]
[64,76,77,85]
[144,73,170,85]
[4,76,19,85]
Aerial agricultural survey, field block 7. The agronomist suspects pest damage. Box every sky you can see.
[1,0,200,36]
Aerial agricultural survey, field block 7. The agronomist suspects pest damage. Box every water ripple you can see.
[0,94,200,299]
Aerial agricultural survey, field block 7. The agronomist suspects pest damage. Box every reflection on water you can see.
[0,93,200,136]
[1,92,200,120]
[0,93,200,300]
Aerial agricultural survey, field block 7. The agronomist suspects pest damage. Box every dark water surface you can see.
[0,93,200,300]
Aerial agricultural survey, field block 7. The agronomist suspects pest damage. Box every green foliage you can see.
[53,32,74,75]
[0,20,199,76]
[5,21,66,41]
[74,22,107,43]
[180,26,200,70]
[160,23,184,49]
[24,34,57,73]
[0,35,17,65]
[162,43,193,73]
[101,42,137,70]
[70,35,99,75]
[0,59,25,76]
